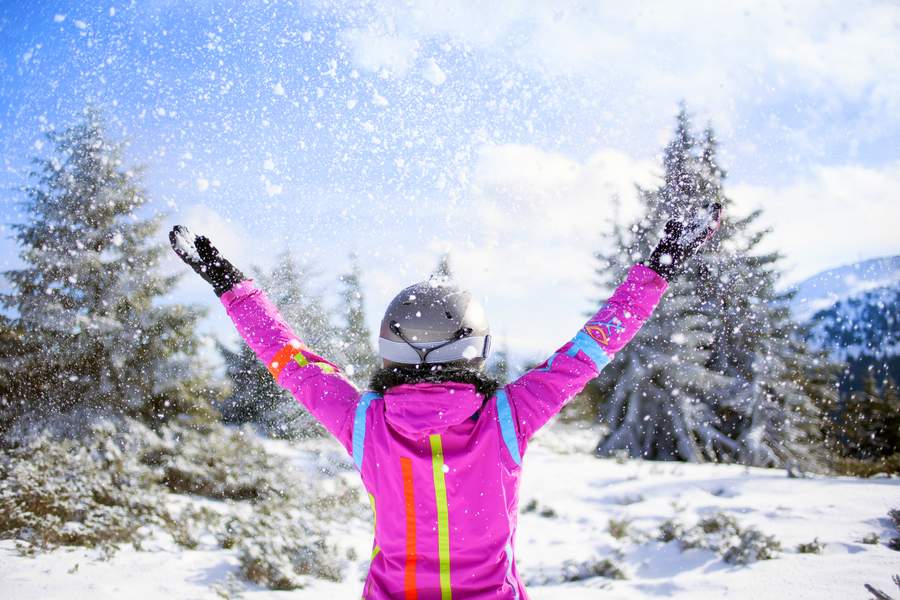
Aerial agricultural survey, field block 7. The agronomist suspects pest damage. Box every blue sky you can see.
[1,1,898,361]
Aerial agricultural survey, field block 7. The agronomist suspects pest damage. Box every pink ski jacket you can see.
[221,263,667,599]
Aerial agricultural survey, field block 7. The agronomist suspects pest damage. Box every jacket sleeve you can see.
[501,264,667,449]
[220,280,359,453]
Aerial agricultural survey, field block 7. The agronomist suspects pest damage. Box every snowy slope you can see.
[1,426,897,600]
[790,255,900,321]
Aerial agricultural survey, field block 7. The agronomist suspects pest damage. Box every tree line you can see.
[0,110,379,442]
[0,107,895,472]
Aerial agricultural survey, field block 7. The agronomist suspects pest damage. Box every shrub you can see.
[658,512,781,565]
[520,498,557,518]
[0,418,355,589]
[614,494,644,505]
[228,506,345,589]
[658,518,684,543]
[860,533,880,545]
[796,538,824,554]
[524,557,626,585]
[720,527,781,564]
[141,421,295,502]
[0,427,167,555]
[830,454,900,477]
[561,558,626,582]
[888,509,900,552]
[608,518,631,540]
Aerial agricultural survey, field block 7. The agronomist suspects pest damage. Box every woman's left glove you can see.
[646,202,722,280]
[169,225,247,296]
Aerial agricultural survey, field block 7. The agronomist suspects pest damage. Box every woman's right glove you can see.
[169,225,246,297]
[646,202,722,280]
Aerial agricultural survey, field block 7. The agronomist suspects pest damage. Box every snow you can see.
[372,90,389,107]
[1,426,896,599]
[170,227,201,262]
[423,59,447,86]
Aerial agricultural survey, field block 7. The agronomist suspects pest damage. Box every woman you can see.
[169,202,720,599]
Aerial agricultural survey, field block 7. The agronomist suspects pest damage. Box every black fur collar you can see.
[369,365,501,400]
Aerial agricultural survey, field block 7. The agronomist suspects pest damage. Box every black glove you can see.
[646,202,722,280]
[169,225,246,296]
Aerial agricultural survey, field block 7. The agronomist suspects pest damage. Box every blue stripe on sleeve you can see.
[352,391,379,470]
[495,389,522,466]
[566,330,613,372]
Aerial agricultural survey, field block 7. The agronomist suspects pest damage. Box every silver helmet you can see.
[378,278,491,367]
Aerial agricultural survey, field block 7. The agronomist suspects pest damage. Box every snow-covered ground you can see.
[1,426,897,600]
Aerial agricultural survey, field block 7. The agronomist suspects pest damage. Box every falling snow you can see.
[0,2,897,599]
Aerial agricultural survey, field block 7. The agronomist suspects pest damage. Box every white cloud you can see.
[333,1,900,140]
[470,144,659,256]
[409,143,659,355]
[732,161,900,284]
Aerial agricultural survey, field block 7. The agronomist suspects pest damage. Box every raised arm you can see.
[500,203,722,451]
[169,226,359,452]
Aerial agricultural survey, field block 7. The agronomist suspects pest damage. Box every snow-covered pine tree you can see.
[592,111,720,461]
[692,127,830,467]
[218,251,337,438]
[218,343,286,428]
[0,111,217,437]
[255,250,344,359]
[590,108,831,467]
[434,253,453,281]
[338,254,377,387]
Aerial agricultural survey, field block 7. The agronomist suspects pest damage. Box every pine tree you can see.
[0,111,217,437]
[218,343,285,427]
[434,253,453,282]
[692,127,830,467]
[590,107,830,467]
[338,254,378,387]
[592,112,719,461]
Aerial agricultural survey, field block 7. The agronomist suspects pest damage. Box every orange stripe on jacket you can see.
[400,457,418,600]
[267,340,302,379]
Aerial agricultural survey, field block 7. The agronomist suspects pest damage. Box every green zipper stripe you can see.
[429,434,452,600]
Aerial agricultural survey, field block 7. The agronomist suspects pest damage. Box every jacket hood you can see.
[383,381,485,438]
